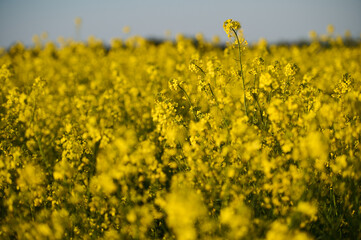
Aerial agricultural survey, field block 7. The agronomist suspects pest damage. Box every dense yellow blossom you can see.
[223,19,241,38]
[0,19,360,239]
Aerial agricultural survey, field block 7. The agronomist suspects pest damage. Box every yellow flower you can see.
[74,17,82,27]
[223,19,241,38]
[220,199,251,239]
[259,72,273,90]
[327,24,334,34]
[296,201,318,218]
[168,78,182,91]
[17,164,44,189]
[284,63,299,77]
[123,25,131,34]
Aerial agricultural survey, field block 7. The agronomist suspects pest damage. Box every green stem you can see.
[232,28,248,117]
[193,63,218,106]
[208,83,218,104]
[178,84,198,121]
[252,74,266,128]
[194,64,206,75]
[191,62,227,126]
[253,94,265,127]
[208,83,228,128]
[35,134,46,162]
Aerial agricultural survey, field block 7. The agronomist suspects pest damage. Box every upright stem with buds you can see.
[223,19,248,117]
[232,29,248,117]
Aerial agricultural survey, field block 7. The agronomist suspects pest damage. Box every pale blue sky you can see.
[1,0,360,47]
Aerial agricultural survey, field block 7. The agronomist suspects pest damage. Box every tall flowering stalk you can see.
[223,19,248,117]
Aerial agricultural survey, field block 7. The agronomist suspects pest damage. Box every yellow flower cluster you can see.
[223,19,241,38]
[0,20,360,239]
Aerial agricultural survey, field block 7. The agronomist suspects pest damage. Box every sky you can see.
[1,0,361,48]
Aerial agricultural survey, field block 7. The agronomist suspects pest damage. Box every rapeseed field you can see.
[0,20,360,239]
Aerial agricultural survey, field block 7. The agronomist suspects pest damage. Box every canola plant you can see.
[0,20,360,239]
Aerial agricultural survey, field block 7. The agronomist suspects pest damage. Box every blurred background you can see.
[1,0,361,48]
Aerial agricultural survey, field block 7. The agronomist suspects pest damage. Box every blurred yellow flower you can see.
[223,19,241,38]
